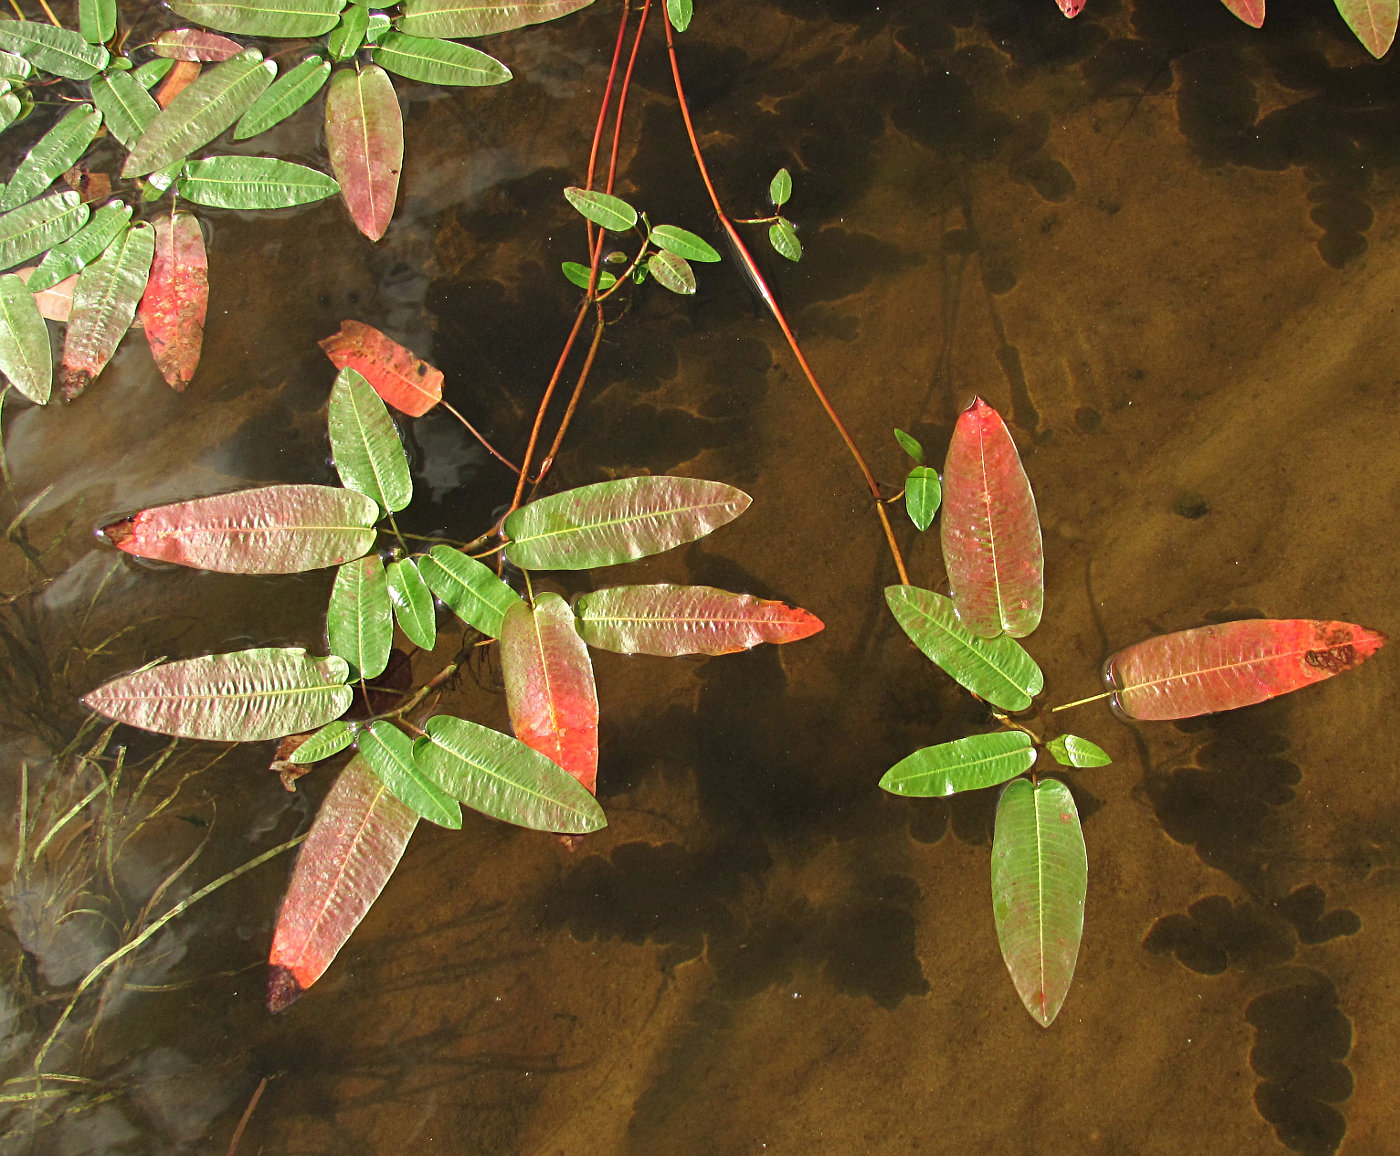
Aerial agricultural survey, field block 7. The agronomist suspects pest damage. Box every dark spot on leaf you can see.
[1305,645,1355,673]
[267,965,302,1013]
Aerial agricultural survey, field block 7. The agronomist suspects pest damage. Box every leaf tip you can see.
[99,515,136,550]
[267,964,303,1013]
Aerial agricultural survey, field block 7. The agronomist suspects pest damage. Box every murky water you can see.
[2,0,1399,1152]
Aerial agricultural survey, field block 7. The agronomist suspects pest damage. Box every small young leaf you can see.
[153,30,245,61]
[288,719,356,764]
[359,720,461,828]
[417,544,522,638]
[27,198,130,291]
[142,159,185,203]
[649,224,721,263]
[328,366,412,514]
[905,466,941,531]
[319,319,442,416]
[327,5,370,61]
[234,55,331,139]
[769,217,802,261]
[133,58,175,88]
[166,0,345,37]
[365,13,392,43]
[666,0,694,32]
[881,731,1036,797]
[325,64,403,242]
[177,156,340,210]
[386,558,436,651]
[90,70,160,150]
[563,186,638,232]
[0,104,103,213]
[328,554,392,681]
[0,272,50,404]
[138,209,208,390]
[574,584,823,656]
[60,222,155,400]
[1045,735,1112,768]
[0,191,88,273]
[79,0,118,47]
[371,32,512,86]
[768,167,792,208]
[647,249,695,294]
[561,260,615,291]
[398,0,596,37]
[894,427,925,464]
[0,21,108,80]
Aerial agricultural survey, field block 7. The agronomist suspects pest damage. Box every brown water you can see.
[1,0,1398,1152]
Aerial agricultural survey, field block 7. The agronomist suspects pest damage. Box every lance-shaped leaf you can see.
[398,0,596,38]
[80,0,117,43]
[505,477,751,571]
[84,647,352,741]
[574,583,823,656]
[359,721,461,827]
[167,0,345,37]
[386,557,436,651]
[1046,735,1111,768]
[0,192,88,272]
[28,199,131,291]
[0,104,103,213]
[1221,0,1265,28]
[328,366,412,513]
[268,756,417,1012]
[0,273,50,404]
[650,224,721,263]
[177,156,340,210]
[885,585,1043,711]
[61,222,155,400]
[881,731,1036,798]
[371,33,512,87]
[91,71,160,150]
[941,396,1043,638]
[288,718,355,764]
[500,593,598,793]
[417,544,521,637]
[905,466,941,531]
[563,186,637,231]
[154,30,244,61]
[327,6,369,60]
[1104,618,1386,721]
[1335,0,1398,57]
[328,554,392,680]
[101,483,379,573]
[667,0,693,32]
[325,64,402,243]
[318,319,442,416]
[413,713,607,832]
[138,210,207,390]
[134,58,175,89]
[992,777,1087,1027]
[122,50,275,179]
[0,21,108,80]
[234,55,331,140]
[647,250,695,295]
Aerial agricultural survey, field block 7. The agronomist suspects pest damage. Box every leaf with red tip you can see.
[138,210,207,390]
[574,584,824,656]
[1105,618,1386,721]
[61,222,154,400]
[268,756,417,1012]
[1055,0,1085,14]
[319,319,442,417]
[940,396,1043,638]
[1221,0,1266,28]
[325,64,402,243]
[500,593,598,793]
[1335,0,1398,56]
[153,30,245,61]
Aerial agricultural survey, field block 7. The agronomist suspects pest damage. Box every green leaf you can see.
[880,731,1035,797]
[1334,0,1399,57]
[371,32,511,86]
[27,199,131,291]
[561,260,615,291]
[904,466,941,531]
[165,0,345,37]
[666,0,694,32]
[0,272,50,404]
[83,648,352,741]
[327,5,369,60]
[365,12,391,42]
[0,20,108,80]
[504,476,751,571]
[0,88,19,139]
[413,714,607,833]
[386,557,436,651]
[884,585,1043,711]
[177,155,340,209]
[0,104,102,213]
[894,427,924,464]
[398,0,596,38]
[328,366,412,514]
[417,544,522,637]
[328,554,392,680]
[142,159,184,203]
[233,54,330,139]
[91,70,161,150]
[358,720,461,828]
[133,58,174,89]
[649,224,721,263]
[0,191,87,273]
[769,216,802,261]
[646,249,695,295]
[768,166,791,208]
[0,52,32,81]
[80,0,117,44]
[991,777,1087,1027]
[60,222,155,400]
[1046,734,1112,768]
[288,718,355,763]
[563,186,637,231]
[122,50,275,179]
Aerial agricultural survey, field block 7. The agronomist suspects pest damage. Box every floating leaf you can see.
[359,721,461,828]
[880,731,1036,798]
[1220,0,1265,27]
[122,50,274,179]
[328,554,392,681]
[133,58,174,88]
[325,64,402,242]
[138,209,208,390]
[666,0,694,32]
[142,159,184,203]
[0,86,19,138]
[16,266,77,322]
[60,222,155,400]
[327,6,368,60]
[504,476,750,571]
[166,0,345,37]
[84,647,352,741]
[1104,618,1387,721]
[417,544,521,637]
[0,104,102,213]
[386,557,436,651]
[234,54,331,139]
[561,260,615,292]
[992,777,1087,1027]
[885,585,1043,711]
[288,719,355,764]
[769,217,801,261]
[0,191,87,272]
[366,12,392,42]
[650,224,721,263]
[1046,735,1111,768]
[328,366,412,513]
[1055,0,1086,14]
[941,395,1043,638]
[0,272,50,404]
[177,155,340,209]
[413,714,607,833]
[101,483,378,573]
[153,30,244,62]
[769,167,791,207]
[1335,0,1398,56]
[154,60,201,108]
[574,583,823,656]
[398,0,596,37]
[318,319,442,416]
[0,52,31,81]
[647,249,695,294]
[0,21,108,80]
[268,756,416,1012]
[563,186,637,231]
[905,466,941,532]
[371,32,511,86]
[894,427,924,464]
[27,199,129,291]
[80,0,117,46]
[89,70,160,151]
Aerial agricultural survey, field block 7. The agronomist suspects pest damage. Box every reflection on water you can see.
[2,0,1400,1152]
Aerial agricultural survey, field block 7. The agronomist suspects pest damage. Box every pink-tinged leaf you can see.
[1105,619,1387,721]
[325,64,402,243]
[155,59,201,108]
[500,593,599,794]
[940,396,1043,638]
[1055,0,1085,14]
[268,756,417,1011]
[574,584,824,656]
[153,29,244,61]
[319,319,442,417]
[101,483,379,573]
[1335,0,1398,56]
[138,210,207,390]
[1221,0,1266,28]
[61,223,155,400]
[15,266,75,321]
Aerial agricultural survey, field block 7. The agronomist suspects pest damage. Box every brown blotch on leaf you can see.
[271,734,313,792]
[267,965,302,1014]
[99,516,135,548]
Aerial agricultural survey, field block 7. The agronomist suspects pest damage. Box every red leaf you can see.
[500,593,599,794]
[138,210,207,390]
[1055,0,1086,14]
[1220,0,1265,28]
[940,396,1043,638]
[1106,619,1386,721]
[155,60,201,109]
[268,756,417,1011]
[319,319,443,417]
[153,29,244,61]
[1335,0,1398,57]
[325,64,403,243]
